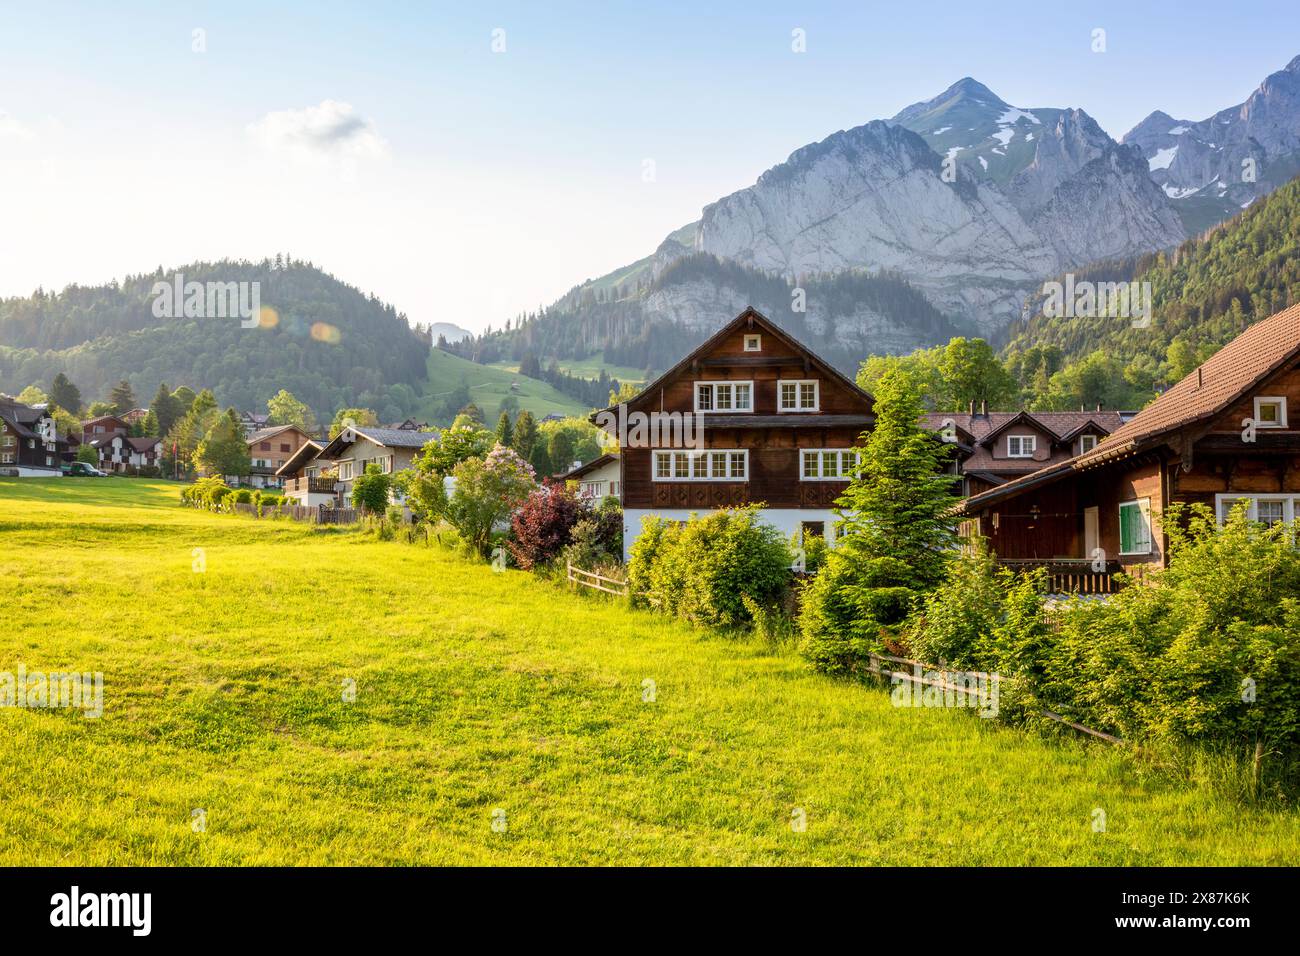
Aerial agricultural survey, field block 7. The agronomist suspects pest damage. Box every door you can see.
[1083,506,1099,558]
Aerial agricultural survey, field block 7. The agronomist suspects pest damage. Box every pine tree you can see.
[108,379,135,414]
[194,408,251,478]
[149,382,182,436]
[49,373,81,414]
[512,410,538,460]
[494,411,514,448]
[799,369,961,675]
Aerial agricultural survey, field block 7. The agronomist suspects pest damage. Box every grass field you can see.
[488,355,648,388]
[419,348,589,423]
[2,478,1298,865]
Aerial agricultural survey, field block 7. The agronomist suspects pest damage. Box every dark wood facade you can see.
[608,307,874,518]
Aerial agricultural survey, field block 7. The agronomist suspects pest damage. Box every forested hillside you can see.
[448,252,967,378]
[1004,174,1300,379]
[0,258,429,422]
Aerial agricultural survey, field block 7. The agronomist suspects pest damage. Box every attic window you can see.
[1254,396,1288,428]
[1079,434,1099,454]
[744,334,761,352]
[1007,434,1036,458]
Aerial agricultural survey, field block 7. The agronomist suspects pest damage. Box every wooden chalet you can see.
[957,303,1300,586]
[595,307,875,559]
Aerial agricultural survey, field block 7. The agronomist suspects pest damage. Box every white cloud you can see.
[0,110,35,140]
[247,100,388,162]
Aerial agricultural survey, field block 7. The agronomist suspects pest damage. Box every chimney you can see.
[968,400,975,415]
[1197,367,1203,389]
[1096,402,1102,412]
[979,399,987,416]
[571,460,581,470]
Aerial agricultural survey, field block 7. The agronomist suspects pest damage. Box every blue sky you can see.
[2,0,1297,331]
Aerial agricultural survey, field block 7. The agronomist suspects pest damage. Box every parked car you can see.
[62,462,108,477]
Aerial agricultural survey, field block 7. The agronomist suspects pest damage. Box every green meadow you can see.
[1,478,1297,865]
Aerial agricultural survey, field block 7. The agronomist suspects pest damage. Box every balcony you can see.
[284,476,339,495]
[997,558,1145,595]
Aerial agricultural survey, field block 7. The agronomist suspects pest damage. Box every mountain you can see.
[1124,55,1300,234]
[429,322,473,344]
[698,92,1184,332]
[445,252,968,376]
[1004,171,1300,369]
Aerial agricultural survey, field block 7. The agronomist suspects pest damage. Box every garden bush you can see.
[508,482,584,570]
[628,505,792,629]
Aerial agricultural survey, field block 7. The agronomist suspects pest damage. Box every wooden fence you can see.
[566,563,629,596]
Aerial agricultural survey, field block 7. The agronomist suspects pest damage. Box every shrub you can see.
[445,445,536,557]
[904,542,1006,671]
[508,482,585,570]
[628,505,792,629]
[233,488,254,504]
[351,463,393,516]
[560,499,624,572]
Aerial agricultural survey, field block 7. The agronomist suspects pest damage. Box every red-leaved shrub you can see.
[507,481,585,569]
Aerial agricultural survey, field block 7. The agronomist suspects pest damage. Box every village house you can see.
[237,411,270,438]
[81,414,129,438]
[559,452,621,504]
[245,424,314,489]
[955,303,1300,584]
[88,433,163,474]
[595,307,875,560]
[0,397,62,476]
[277,425,439,507]
[923,407,1132,497]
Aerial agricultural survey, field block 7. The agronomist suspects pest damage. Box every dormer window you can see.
[743,334,762,352]
[1079,434,1099,454]
[778,380,819,412]
[1007,434,1036,458]
[1254,396,1288,428]
[695,381,753,413]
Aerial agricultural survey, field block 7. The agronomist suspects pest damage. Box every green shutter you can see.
[1119,504,1135,554]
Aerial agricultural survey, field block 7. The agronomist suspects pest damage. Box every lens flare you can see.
[310,321,341,344]
[258,305,279,329]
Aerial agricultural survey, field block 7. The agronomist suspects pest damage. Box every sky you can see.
[1,1,1298,332]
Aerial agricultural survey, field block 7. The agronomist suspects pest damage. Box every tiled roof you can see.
[960,303,1300,512]
[352,428,441,448]
[247,424,306,444]
[558,453,618,480]
[923,409,1126,476]
[1078,303,1300,463]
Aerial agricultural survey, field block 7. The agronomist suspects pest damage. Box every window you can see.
[743,334,761,352]
[1,435,13,447]
[1007,435,1037,458]
[1216,494,1298,527]
[1119,499,1153,555]
[800,448,859,480]
[1254,396,1288,428]
[1079,434,1099,454]
[0,452,12,464]
[259,441,271,450]
[338,461,354,481]
[779,380,820,412]
[651,449,748,481]
[280,443,291,453]
[694,381,753,413]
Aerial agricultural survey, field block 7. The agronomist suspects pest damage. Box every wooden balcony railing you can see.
[997,558,1142,595]
[283,476,338,495]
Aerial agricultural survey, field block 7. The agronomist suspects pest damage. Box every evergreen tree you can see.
[149,382,183,436]
[512,410,538,460]
[494,411,514,448]
[108,379,135,414]
[547,429,575,473]
[528,441,552,480]
[172,386,197,414]
[800,370,960,674]
[49,372,81,414]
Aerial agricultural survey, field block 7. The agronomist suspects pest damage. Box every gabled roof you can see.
[274,438,326,477]
[558,452,618,481]
[126,436,161,452]
[922,410,1126,446]
[594,306,873,419]
[959,303,1300,513]
[247,424,309,445]
[316,426,441,459]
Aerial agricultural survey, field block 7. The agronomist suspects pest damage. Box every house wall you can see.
[573,459,621,503]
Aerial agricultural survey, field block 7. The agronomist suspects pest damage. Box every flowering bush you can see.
[445,444,536,556]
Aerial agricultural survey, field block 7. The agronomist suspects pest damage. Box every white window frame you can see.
[743,334,761,352]
[1253,396,1288,428]
[778,379,820,413]
[1215,493,1298,527]
[651,449,748,482]
[338,459,354,481]
[1118,498,1153,556]
[1078,434,1099,454]
[1007,434,1037,458]
[0,452,13,464]
[800,448,860,481]
[694,381,753,414]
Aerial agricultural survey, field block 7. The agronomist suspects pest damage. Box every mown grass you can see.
[1,477,1298,865]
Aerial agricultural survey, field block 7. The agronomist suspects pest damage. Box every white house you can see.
[558,453,621,504]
